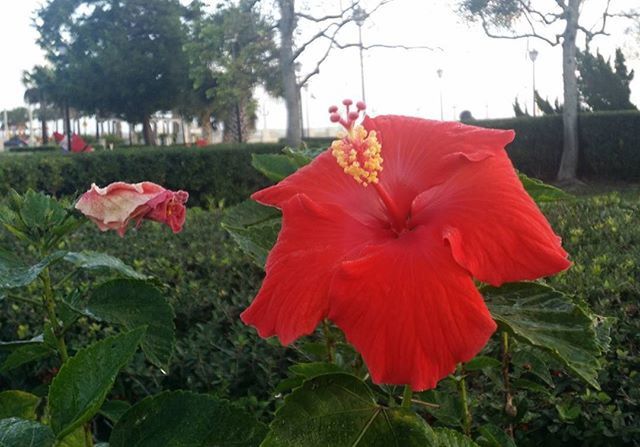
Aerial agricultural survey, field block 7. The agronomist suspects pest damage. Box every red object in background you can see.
[241,111,571,391]
[53,132,93,152]
[71,134,93,153]
[196,138,207,147]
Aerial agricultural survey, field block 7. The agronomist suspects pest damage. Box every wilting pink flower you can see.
[75,181,188,236]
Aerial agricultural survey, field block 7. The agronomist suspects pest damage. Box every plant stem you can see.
[401,385,413,408]
[4,293,43,307]
[501,331,515,437]
[322,319,335,363]
[41,267,68,363]
[457,364,472,436]
[83,423,94,447]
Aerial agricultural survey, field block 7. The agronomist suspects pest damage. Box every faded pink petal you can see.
[76,182,188,236]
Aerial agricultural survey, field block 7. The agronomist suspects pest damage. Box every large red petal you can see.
[241,194,392,345]
[410,151,570,286]
[363,116,515,216]
[252,151,386,227]
[253,117,514,229]
[328,227,497,391]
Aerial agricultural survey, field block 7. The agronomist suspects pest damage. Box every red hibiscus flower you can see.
[75,181,188,236]
[241,100,570,391]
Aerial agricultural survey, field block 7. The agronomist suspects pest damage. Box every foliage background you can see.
[1,183,637,445]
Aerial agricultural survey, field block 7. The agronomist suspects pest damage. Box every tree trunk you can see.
[200,111,213,143]
[278,0,302,147]
[142,115,156,146]
[223,100,255,143]
[40,97,48,144]
[557,0,581,182]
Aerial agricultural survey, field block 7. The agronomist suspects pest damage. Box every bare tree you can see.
[276,0,433,147]
[458,0,638,183]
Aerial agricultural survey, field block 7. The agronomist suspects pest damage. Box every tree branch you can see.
[292,0,393,60]
[554,0,568,9]
[607,10,640,19]
[293,0,397,86]
[296,0,361,22]
[297,38,334,87]
[579,0,611,46]
[516,0,562,25]
[292,20,343,61]
[331,41,440,51]
[479,13,560,46]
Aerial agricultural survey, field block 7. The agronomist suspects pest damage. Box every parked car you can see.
[4,136,28,147]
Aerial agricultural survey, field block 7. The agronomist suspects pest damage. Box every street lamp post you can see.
[353,5,367,102]
[529,48,539,117]
[437,68,444,120]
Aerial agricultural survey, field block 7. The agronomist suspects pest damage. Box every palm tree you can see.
[22,66,56,144]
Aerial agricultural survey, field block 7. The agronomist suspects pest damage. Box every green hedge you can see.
[0,143,284,207]
[1,112,638,206]
[475,111,640,181]
[6,145,58,153]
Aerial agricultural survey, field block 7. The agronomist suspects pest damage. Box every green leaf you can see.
[0,391,40,420]
[16,190,68,231]
[0,418,55,447]
[289,362,346,378]
[100,400,131,424]
[476,424,516,447]
[57,427,86,447]
[0,344,53,373]
[418,386,463,428]
[263,373,436,447]
[109,391,266,447]
[222,200,281,267]
[555,402,581,421]
[86,279,175,368]
[464,356,501,372]
[282,147,314,166]
[512,378,550,395]
[512,346,554,387]
[0,190,79,247]
[0,250,65,289]
[251,153,303,182]
[518,174,572,203]
[48,328,146,438]
[64,251,147,280]
[484,282,602,389]
[277,362,347,393]
[433,428,480,446]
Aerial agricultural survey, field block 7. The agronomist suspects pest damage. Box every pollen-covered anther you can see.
[330,125,383,186]
[327,99,383,186]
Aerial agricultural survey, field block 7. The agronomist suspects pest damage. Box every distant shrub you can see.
[6,145,58,153]
[0,143,284,207]
[475,111,640,181]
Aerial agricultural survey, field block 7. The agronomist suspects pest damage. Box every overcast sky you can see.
[1,0,638,129]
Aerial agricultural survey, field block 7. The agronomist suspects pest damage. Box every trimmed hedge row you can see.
[0,143,284,207]
[1,111,637,205]
[475,111,640,181]
[7,145,58,153]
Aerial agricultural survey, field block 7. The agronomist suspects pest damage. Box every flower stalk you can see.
[457,364,472,436]
[401,385,413,408]
[501,331,516,437]
[41,267,68,363]
[322,319,335,364]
